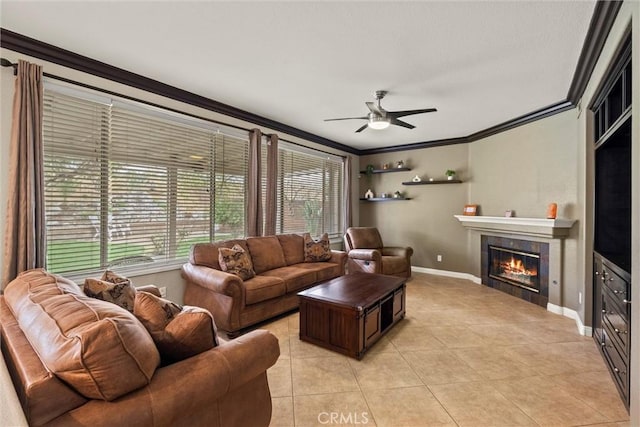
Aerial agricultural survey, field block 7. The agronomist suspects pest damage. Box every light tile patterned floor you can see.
[259,273,629,427]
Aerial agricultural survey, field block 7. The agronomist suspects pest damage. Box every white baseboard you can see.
[411,267,591,337]
[411,266,482,284]
[547,303,592,336]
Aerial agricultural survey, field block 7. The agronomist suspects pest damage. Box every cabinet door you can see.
[393,288,404,319]
[364,305,381,346]
[593,254,604,343]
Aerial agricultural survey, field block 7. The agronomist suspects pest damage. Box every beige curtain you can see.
[2,60,45,288]
[263,134,278,236]
[246,129,263,237]
[342,156,352,234]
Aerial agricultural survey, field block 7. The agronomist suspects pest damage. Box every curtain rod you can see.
[0,57,347,159]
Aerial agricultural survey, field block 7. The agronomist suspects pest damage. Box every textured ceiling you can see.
[1,1,595,151]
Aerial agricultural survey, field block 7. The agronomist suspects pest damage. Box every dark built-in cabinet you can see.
[592,38,632,410]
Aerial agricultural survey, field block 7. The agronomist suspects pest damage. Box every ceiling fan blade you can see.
[366,102,383,115]
[355,123,369,133]
[390,117,415,130]
[324,116,368,122]
[388,108,437,118]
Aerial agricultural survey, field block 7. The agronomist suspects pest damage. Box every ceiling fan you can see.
[324,90,437,133]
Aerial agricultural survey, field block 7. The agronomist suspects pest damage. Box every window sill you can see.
[65,259,186,283]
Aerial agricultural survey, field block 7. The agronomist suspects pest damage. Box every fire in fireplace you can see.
[488,246,540,293]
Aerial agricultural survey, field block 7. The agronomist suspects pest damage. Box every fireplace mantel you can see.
[454,215,576,238]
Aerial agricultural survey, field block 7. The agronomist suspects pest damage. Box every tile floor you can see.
[259,273,629,427]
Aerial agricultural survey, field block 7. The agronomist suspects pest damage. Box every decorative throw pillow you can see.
[303,233,332,262]
[134,291,219,364]
[102,270,130,284]
[84,273,136,312]
[218,244,256,280]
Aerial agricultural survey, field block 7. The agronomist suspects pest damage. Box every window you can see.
[275,142,344,240]
[43,84,249,275]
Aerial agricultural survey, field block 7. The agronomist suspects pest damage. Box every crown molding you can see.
[567,0,623,104]
[358,101,573,155]
[0,28,359,155]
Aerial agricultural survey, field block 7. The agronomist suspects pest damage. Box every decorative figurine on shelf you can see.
[412,175,422,182]
[393,191,403,199]
[364,189,374,199]
[382,163,390,170]
[396,160,405,168]
[381,192,389,198]
[547,203,558,219]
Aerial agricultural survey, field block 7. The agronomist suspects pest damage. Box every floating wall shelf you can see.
[359,198,412,202]
[359,167,411,174]
[402,179,462,185]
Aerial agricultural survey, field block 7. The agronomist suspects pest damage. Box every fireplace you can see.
[481,235,549,307]
[489,246,540,293]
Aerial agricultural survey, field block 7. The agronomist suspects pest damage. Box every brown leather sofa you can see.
[182,234,347,336]
[344,227,413,278]
[0,269,279,427]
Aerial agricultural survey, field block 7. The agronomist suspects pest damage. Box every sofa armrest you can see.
[382,246,414,258]
[347,249,381,262]
[329,250,347,266]
[182,263,243,299]
[47,330,279,427]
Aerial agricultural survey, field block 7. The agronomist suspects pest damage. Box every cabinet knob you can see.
[623,299,631,305]
[613,289,621,294]
[595,271,599,275]
[613,367,619,373]
[602,309,607,314]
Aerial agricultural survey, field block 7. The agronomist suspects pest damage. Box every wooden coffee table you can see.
[297,273,406,359]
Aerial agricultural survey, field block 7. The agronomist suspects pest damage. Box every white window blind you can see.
[276,143,344,240]
[43,86,249,275]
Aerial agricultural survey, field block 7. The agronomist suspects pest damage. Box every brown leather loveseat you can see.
[182,234,347,336]
[0,269,279,426]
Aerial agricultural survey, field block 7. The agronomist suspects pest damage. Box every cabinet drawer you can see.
[601,330,629,402]
[600,266,630,309]
[603,311,629,359]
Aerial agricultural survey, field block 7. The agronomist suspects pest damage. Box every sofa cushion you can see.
[3,269,160,401]
[83,276,136,312]
[190,239,249,270]
[277,234,305,265]
[134,291,218,364]
[243,275,286,305]
[261,266,317,293]
[346,227,383,250]
[218,244,256,280]
[303,233,332,262]
[246,236,287,274]
[294,262,342,282]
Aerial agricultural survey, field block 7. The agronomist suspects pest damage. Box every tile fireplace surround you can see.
[455,216,576,318]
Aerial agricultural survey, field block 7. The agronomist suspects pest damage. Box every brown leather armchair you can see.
[343,227,413,278]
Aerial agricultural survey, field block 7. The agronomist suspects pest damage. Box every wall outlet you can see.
[437,255,442,262]
[159,287,167,298]
[578,291,582,304]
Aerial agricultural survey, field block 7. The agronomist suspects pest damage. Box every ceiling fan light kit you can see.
[324,90,437,133]
[368,115,390,130]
